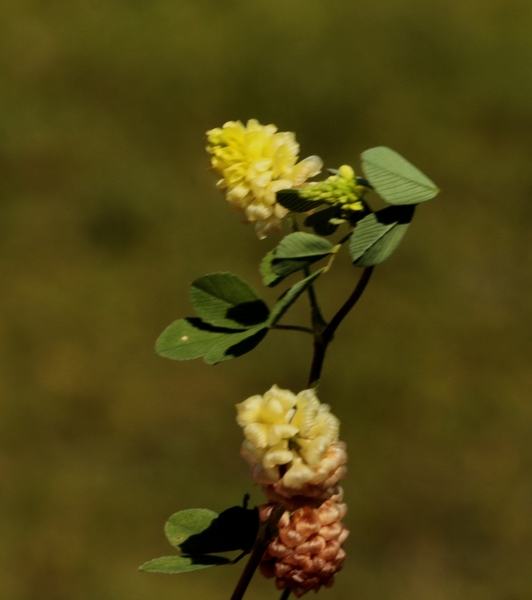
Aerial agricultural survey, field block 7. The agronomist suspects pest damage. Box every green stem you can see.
[288,214,327,333]
[230,503,285,600]
[305,269,327,334]
[307,266,374,388]
[279,589,291,600]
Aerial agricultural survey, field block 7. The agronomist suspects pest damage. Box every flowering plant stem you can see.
[231,504,286,600]
[143,122,439,598]
[230,265,374,600]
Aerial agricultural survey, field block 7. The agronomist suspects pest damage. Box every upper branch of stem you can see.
[323,266,374,344]
[307,266,374,388]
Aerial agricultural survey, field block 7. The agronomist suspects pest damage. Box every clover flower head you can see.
[259,492,349,597]
[236,385,346,507]
[206,120,323,238]
[299,164,368,213]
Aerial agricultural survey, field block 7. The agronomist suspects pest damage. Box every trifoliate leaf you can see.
[190,273,269,328]
[139,555,230,573]
[156,318,267,364]
[275,232,334,259]
[276,190,324,213]
[268,268,325,326]
[139,503,259,575]
[349,205,415,266]
[361,147,439,205]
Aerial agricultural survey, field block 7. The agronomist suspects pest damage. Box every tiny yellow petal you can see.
[244,423,270,449]
[263,447,294,469]
[236,395,264,426]
[282,457,315,488]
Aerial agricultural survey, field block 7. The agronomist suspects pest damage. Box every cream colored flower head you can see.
[236,385,342,493]
[206,120,323,239]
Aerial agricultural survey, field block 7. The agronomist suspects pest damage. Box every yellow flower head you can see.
[236,385,344,501]
[207,120,323,238]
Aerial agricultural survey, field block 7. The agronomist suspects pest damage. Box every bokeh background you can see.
[2,1,532,599]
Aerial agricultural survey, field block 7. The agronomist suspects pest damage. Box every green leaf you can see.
[269,268,325,326]
[177,505,259,555]
[361,147,439,205]
[260,236,333,287]
[164,509,219,549]
[349,205,415,266]
[156,318,240,361]
[190,273,269,328]
[156,318,267,364]
[275,232,334,259]
[271,258,320,284]
[260,250,281,286]
[260,252,317,287]
[276,190,324,213]
[139,555,230,574]
[203,326,268,364]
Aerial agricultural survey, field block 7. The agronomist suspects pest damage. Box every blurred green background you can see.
[2,1,532,599]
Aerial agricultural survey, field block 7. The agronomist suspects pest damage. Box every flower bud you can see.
[299,164,366,213]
